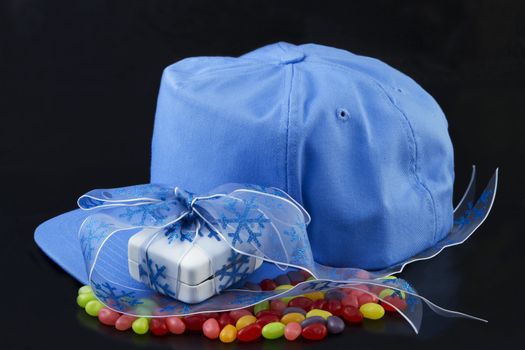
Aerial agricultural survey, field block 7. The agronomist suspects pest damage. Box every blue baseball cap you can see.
[36,42,456,284]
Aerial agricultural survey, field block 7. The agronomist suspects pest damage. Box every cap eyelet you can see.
[337,108,350,121]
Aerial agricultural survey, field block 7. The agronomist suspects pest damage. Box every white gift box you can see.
[128,227,262,304]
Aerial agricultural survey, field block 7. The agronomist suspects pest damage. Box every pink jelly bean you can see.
[229,309,252,322]
[202,318,220,339]
[115,314,137,331]
[284,322,302,341]
[98,307,121,326]
[166,316,186,334]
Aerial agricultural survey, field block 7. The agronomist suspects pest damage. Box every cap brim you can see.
[34,209,287,286]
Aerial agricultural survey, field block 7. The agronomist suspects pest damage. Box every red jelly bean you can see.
[255,310,281,318]
[310,299,327,310]
[260,279,277,291]
[382,296,408,312]
[255,314,280,327]
[341,294,359,308]
[218,313,235,328]
[349,285,370,297]
[341,306,364,324]
[98,307,121,326]
[115,314,137,331]
[229,309,253,322]
[166,316,186,334]
[326,299,343,316]
[237,323,262,342]
[288,297,313,311]
[150,318,169,336]
[302,323,328,340]
[202,312,219,319]
[270,299,286,314]
[358,293,378,306]
[184,314,207,331]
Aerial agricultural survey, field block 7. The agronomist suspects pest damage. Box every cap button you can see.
[279,49,305,64]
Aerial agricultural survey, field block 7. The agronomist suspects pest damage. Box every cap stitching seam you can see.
[284,64,296,194]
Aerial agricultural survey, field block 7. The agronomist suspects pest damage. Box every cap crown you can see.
[151,42,454,270]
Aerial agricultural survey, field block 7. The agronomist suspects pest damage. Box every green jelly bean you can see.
[85,300,104,317]
[254,301,270,315]
[78,285,93,295]
[132,317,150,335]
[76,292,96,308]
[261,322,285,340]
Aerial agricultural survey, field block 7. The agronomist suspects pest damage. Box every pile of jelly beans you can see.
[76,271,407,342]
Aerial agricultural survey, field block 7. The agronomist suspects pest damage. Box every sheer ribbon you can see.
[78,167,497,333]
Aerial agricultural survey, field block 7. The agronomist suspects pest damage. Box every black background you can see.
[1,1,524,349]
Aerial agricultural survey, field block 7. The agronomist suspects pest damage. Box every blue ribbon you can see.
[77,170,497,333]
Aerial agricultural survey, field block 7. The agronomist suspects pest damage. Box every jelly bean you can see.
[341,294,359,308]
[253,301,269,315]
[306,309,332,320]
[237,323,262,342]
[202,312,219,319]
[274,274,292,285]
[302,323,328,340]
[78,285,93,295]
[326,299,343,316]
[287,271,306,285]
[275,284,293,291]
[184,314,207,331]
[378,288,406,300]
[236,315,257,330]
[255,314,280,327]
[202,318,220,339]
[218,313,235,328]
[358,293,378,306]
[326,316,345,334]
[284,322,302,341]
[261,322,285,339]
[325,290,345,301]
[299,269,311,279]
[270,299,287,314]
[132,317,149,335]
[115,314,137,331]
[359,303,385,320]
[229,309,253,322]
[77,293,97,308]
[98,307,120,326]
[256,310,282,318]
[303,291,324,300]
[280,312,305,325]
[287,296,313,311]
[307,276,316,281]
[282,307,307,316]
[260,279,277,291]
[165,316,186,334]
[85,300,104,317]
[300,316,326,328]
[150,318,169,336]
[310,299,327,311]
[341,306,363,323]
[219,324,237,343]
[349,285,370,297]
[243,281,262,291]
[381,296,408,312]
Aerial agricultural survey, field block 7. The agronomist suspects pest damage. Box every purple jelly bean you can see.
[282,307,307,316]
[243,281,262,291]
[300,316,326,328]
[287,270,305,284]
[325,289,345,301]
[326,316,345,334]
[274,274,291,286]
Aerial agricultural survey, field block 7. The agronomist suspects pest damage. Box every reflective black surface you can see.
[1,1,523,349]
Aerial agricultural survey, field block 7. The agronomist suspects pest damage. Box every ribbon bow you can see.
[77,172,497,333]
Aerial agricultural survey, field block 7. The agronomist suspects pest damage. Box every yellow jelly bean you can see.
[280,312,305,325]
[307,276,316,281]
[275,284,293,291]
[360,303,385,320]
[219,324,237,343]
[378,288,406,300]
[303,291,324,301]
[306,309,332,320]
[236,315,257,330]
